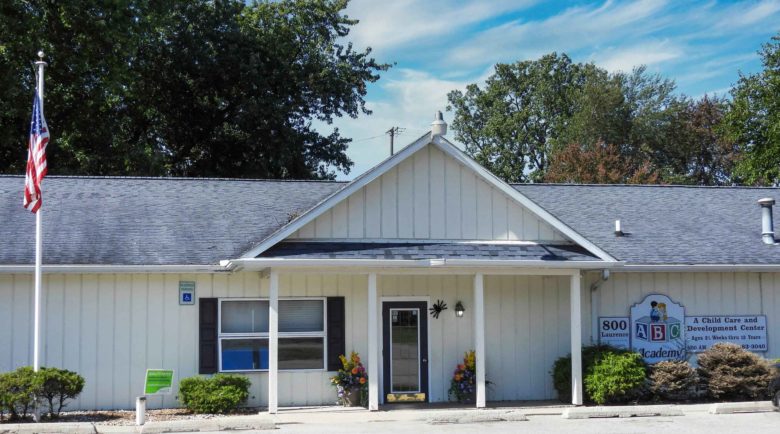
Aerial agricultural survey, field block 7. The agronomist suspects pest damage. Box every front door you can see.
[382,301,429,403]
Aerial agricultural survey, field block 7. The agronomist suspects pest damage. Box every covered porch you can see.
[227,253,599,413]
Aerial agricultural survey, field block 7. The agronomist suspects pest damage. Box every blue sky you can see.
[324,0,780,179]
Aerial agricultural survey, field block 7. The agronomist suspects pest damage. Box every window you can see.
[218,299,326,372]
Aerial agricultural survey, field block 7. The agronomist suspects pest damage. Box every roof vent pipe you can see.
[758,198,776,245]
[614,220,624,237]
[431,111,447,137]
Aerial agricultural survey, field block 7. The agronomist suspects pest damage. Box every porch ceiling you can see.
[258,242,600,262]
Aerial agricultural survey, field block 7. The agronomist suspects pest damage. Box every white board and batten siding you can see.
[0,271,576,408]
[0,272,370,410]
[289,144,567,242]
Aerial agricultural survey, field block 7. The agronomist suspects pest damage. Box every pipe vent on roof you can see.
[758,198,776,245]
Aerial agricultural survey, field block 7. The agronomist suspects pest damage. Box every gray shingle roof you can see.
[0,176,343,265]
[260,242,599,261]
[513,184,780,265]
[4,175,780,267]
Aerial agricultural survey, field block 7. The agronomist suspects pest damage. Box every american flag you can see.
[23,92,49,213]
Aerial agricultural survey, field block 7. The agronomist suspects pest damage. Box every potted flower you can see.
[449,350,477,403]
[330,351,368,407]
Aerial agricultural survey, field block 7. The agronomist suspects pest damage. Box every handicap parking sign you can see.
[179,281,196,305]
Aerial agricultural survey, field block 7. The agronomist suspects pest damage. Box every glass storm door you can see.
[382,301,429,403]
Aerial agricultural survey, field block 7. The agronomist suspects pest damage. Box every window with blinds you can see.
[219,298,326,372]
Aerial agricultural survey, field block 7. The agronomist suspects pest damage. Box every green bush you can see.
[34,367,85,417]
[0,366,85,420]
[552,345,631,403]
[649,360,698,401]
[585,352,647,405]
[0,367,39,420]
[178,374,251,414]
[697,342,773,400]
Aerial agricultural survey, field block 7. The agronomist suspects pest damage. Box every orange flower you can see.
[457,364,465,371]
[351,367,359,375]
[454,374,462,382]
[360,377,367,384]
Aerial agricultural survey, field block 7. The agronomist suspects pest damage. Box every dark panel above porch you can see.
[258,242,600,262]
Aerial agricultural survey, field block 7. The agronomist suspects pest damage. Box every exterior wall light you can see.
[455,301,465,317]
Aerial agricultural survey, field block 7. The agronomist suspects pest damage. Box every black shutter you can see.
[199,298,218,374]
[326,297,346,371]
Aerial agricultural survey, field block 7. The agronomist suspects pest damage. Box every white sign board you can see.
[630,294,686,363]
[685,315,768,353]
[598,316,630,349]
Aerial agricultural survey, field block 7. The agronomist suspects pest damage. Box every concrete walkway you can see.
[0,402,776,433]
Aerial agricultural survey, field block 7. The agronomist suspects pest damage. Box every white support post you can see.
[570,271,583,406]
[367,273,379,411]
[474,273,486,408]
[268,270,279,414]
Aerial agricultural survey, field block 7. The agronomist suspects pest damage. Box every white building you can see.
[2,118,779,412]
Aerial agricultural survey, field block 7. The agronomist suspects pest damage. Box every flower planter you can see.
[342,387,362,407]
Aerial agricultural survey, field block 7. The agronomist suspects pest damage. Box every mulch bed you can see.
[0,407,262,425]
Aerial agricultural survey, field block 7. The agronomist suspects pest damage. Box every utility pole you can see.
[386,126,404,156]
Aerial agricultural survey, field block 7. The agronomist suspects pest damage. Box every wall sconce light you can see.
[455,301,465,318]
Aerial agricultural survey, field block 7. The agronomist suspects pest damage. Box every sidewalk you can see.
[0,402,775,433]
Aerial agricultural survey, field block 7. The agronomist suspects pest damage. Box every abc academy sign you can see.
[630,294,686,363]
[616,294,769,364]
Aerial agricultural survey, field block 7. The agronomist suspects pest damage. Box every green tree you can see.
[658,95,736,185]
[0,0,389,179]
[447,54,680,183]
[723,34,780,185]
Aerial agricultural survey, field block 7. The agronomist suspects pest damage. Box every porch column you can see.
[367,272,379,410]
[570,271,583,405]
[474,272,486,408]
[268,269,279,414]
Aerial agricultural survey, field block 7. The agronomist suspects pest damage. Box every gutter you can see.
[618,264,780,272]
[0,264,229,274]
[222,258,623,271]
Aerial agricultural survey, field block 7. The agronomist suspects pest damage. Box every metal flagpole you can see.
[32,51,46,423]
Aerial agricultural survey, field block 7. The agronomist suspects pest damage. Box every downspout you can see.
[589,269,610,344]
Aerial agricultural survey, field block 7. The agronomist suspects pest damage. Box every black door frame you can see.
[382,301,429,402]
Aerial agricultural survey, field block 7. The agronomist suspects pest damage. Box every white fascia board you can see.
[618,264,780,272]
[239,133,434,259]
[430,135,618,262]
[226,257,620,271]
[0,264,228,274]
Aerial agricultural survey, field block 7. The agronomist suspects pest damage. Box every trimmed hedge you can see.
[178,374,251,414]
[585,352,647,405]
[0,366,84,420]
[697,342,773,400]
[0,367,37,420]
[35,367,85,417]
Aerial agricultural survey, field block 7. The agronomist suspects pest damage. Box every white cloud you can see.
[345,0,535,55]
[592,40,684,72]
[715,0,780,29]
[447,0,671,68]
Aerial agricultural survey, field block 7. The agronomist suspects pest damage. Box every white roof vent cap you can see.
[431,111,447,137]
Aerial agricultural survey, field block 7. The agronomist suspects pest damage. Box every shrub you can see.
[585,352,647,405]
[33,367,85,417]
[0,367,39,420]
[178,374,251,414]
[649,360,698,401]
[552,345,630,403]
[697,342,773,400]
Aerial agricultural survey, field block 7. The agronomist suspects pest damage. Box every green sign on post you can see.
[144,369,174,395]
